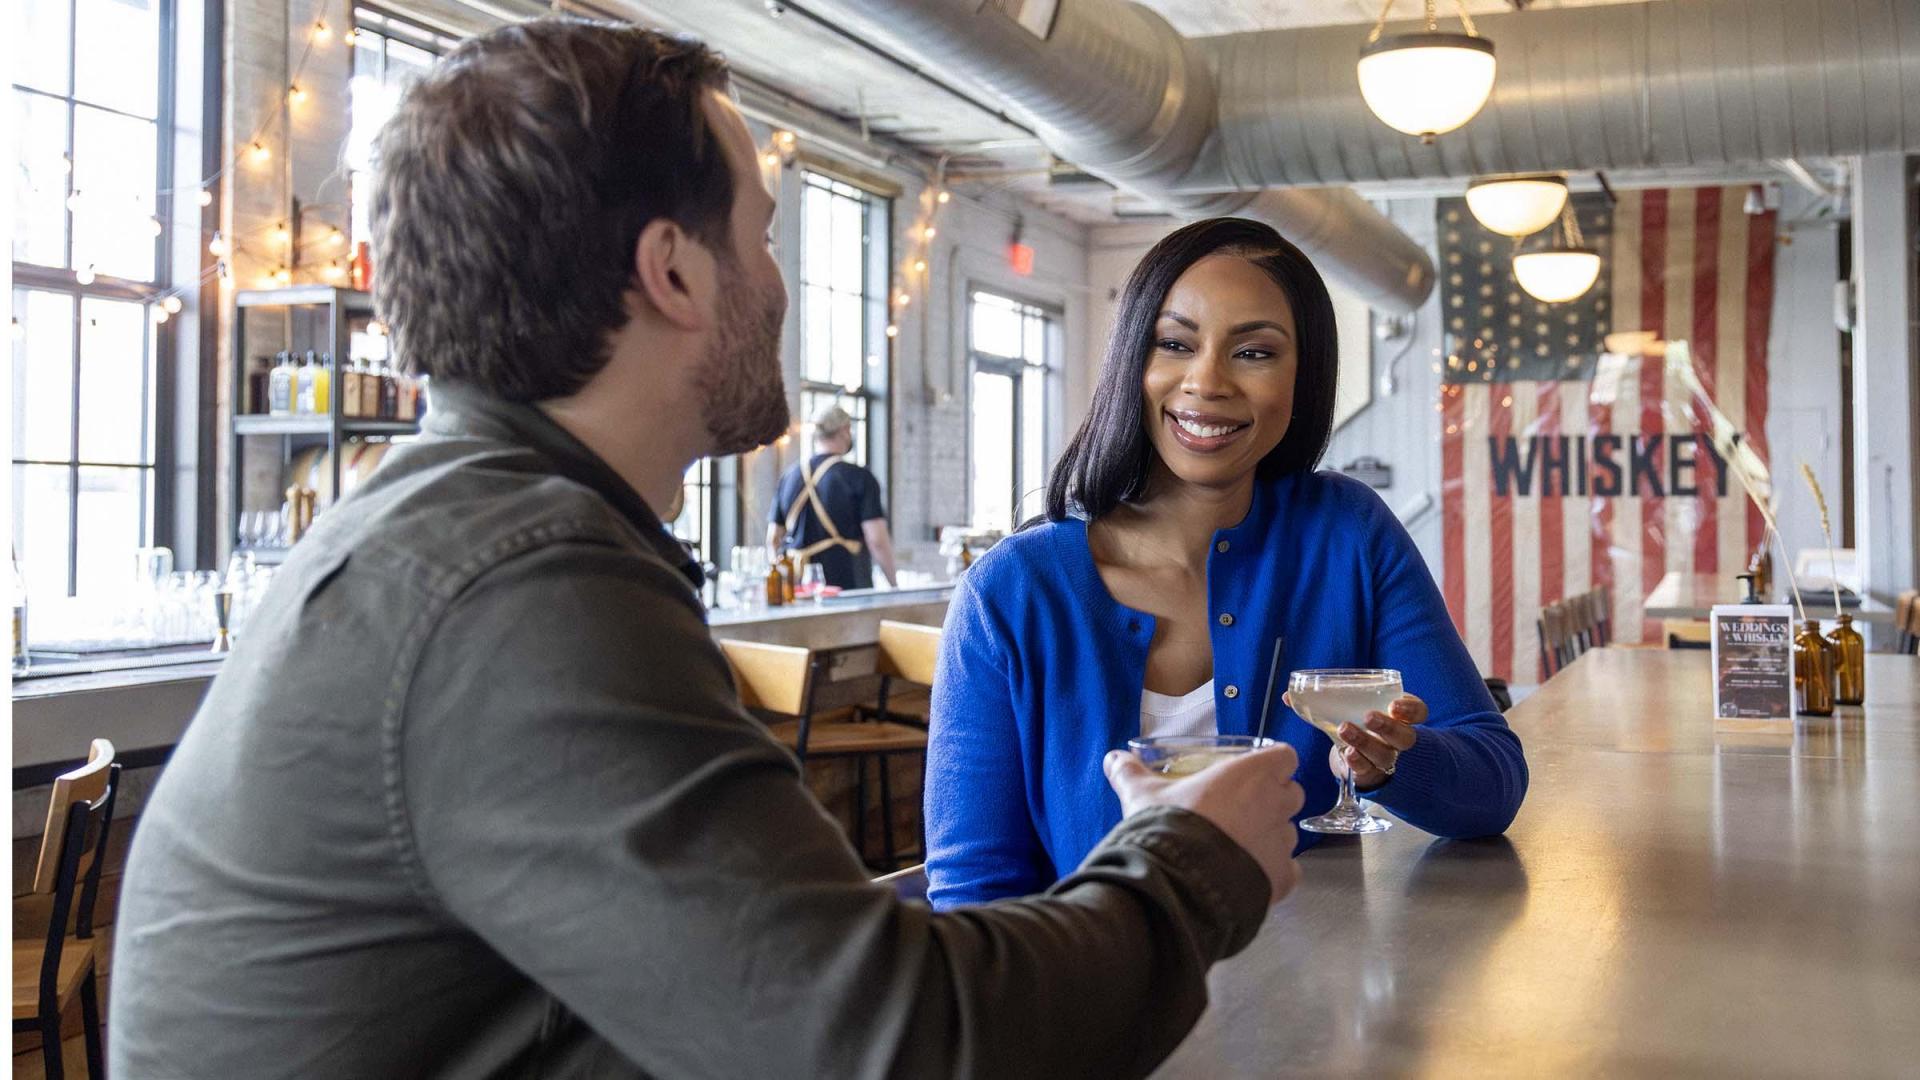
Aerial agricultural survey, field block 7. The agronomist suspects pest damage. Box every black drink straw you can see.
[1254,636,1285,742]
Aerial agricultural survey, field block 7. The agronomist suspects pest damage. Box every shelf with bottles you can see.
[227,287,425,559]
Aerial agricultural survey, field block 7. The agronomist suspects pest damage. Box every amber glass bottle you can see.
[1793,620,1834,716]
[1825,614,1865,706]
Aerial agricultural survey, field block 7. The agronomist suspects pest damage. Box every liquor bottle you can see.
[396,371,418,422]
[359,356,383,419]
[11,548,27,677]
[1826,613,1865,706]
[268,351,296,416]
[781,555,797,604]
[341,356,363,418]
[764,561,785,607]
[380,359,399,420]
[310,351,332,416]
[350,241,373,292]
[1793,620,1834,716]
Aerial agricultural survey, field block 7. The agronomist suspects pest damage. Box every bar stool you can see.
[13,739,119,1080]
[719,639,930,870]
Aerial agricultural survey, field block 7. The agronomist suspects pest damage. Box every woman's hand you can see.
[1328,694,1426,790]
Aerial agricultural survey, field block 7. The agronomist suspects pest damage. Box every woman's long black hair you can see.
[1042,217,1339,523]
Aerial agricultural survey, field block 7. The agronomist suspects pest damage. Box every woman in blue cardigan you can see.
[925,218,1528,909]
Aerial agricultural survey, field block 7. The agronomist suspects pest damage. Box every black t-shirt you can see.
[770,454,885,589]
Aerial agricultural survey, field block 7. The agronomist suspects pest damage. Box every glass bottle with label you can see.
[268,351,296,416]
[1826,613,1865,705]
[11,548,28,677]
[1792,620,1834,716]
[310,351,332,416]
[380,359,400,420]
[341,356,363,418]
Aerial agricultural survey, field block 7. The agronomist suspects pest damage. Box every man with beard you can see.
[110,19,1305,1079]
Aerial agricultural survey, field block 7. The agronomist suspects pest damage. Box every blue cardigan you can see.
[924,470,1529,910]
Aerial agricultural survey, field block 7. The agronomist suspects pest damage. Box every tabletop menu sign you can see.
[1711,605,1795,726]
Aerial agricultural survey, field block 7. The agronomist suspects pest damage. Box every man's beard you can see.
[696,261,790,457]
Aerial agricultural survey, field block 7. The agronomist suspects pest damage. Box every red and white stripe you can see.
[1441,186,1776,683]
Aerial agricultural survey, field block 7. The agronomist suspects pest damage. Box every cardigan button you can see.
[1223,685,1239,699]
[1215,540,1230,553]
[1127,619,1141,633]
[1218,612,1234,627]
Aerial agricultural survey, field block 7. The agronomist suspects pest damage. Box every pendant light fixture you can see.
[1513,203,1601,304]
[1466,173,1569,237]
[1358,0,1497,143]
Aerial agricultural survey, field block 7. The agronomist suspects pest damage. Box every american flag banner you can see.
[1438,187,1778,683]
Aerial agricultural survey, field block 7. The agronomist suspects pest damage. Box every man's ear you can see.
[632,219,714,333]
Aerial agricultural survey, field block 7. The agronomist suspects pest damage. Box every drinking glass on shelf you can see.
[802,562,825,603]
[1128,734,1277,777]
[1288,668,1404,835]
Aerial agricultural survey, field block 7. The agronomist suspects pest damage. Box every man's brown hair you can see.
[371,19,734,401]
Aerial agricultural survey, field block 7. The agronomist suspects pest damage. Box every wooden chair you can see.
[1593,584,1614,646]
[1565,592,1593,653]
[872,620,941,727]
[1896,590,1918,655]
[719,639,930,870]
[14,739,119,1080]
[1538,601,1574,680]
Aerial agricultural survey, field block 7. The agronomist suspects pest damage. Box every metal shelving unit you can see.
[227,286,418,558]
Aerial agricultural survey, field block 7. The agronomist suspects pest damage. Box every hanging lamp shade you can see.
[1357,31,1496,140]
[1514,248,1602,303]
[1466,174,1568,237]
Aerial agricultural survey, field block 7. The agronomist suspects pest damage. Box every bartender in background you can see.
[768,404,897,589]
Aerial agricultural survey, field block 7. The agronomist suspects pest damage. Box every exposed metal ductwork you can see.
[1186,0,1920,191]
[815,0,1439,312]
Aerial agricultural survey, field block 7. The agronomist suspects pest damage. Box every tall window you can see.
[798,171,889,491]
[968,290,1056,532]
[10,0,171,598]
[346,7,457,243]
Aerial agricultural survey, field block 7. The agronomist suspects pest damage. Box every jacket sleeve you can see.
[923,573,1057,908]
[1359,499,1530,837]
[399,542,1270,1079]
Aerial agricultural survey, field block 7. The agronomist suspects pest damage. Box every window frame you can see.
[966,287,1059,532]
[10,0,180,596]
[796,169,891,503]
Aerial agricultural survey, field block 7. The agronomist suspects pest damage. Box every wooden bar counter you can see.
[1154,649,1920,1078]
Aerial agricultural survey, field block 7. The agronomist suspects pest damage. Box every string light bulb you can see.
[249,142,271,165]
[328,227,346,248]
[208,231,228,257]
[288,84,308,106]
[762,151,781,168]
[197,188,213,207]
[274,265,292,286]
[884,324,899,338]
[65,191,85,212]
[311,19,330,43]
[343,28,358,47]
[921,225,937,240]
[75,264,96,285]
[162,296,183,314]
[149,216,164,236]
[272,222,290,246]
[912,259,927,273]
[152,306,170,324]
[936,190,951,204]
[774,130,796,147]
[894,290,910,307]
[58,154,72,175]
[321,261,345,281]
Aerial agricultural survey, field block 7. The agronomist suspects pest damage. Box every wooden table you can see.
[1644,569,1895,624]
[1153,649,1920,1078]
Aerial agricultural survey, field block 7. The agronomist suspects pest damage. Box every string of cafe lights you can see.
[56,0,357,323]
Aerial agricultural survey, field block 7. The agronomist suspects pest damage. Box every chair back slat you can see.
[876,620,942,687]
[718,640,815,717]
[32,739,115,896]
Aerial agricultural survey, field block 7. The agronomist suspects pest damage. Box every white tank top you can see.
[1139,679,1217,740]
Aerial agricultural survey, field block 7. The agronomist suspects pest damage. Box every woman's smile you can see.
[1164,409,1252,453]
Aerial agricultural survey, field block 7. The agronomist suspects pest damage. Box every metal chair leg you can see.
[80,966,103,1079]
[852,755,869,864]
[40,1009,65,1080]
[878,752,897,870]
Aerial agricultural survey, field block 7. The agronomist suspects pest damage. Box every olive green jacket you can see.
[111,382,1271,1079]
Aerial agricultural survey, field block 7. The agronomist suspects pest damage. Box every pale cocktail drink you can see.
[1127,735,1275,777]
[1289,669,1402,834]
[1291,680,1403,740]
